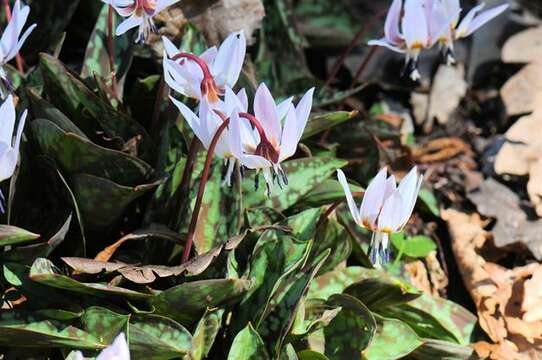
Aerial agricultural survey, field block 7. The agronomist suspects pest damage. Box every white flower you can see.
[169,88,249,186]
[72,332,130,360]
[433,0,509,63]
[337,167,422,266]
[103,0,181,42]
[0,0,36,85]
[0,95,26,183]
[229,83,314,195]
[163,31,246,103]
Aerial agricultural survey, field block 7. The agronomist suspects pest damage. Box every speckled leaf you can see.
[0,225,40,246]
[228,323,270,360]
[27,89,87,138]
[362,316,423,360]
[302,111,358,140]
[151,278,252,325]
[71,174,160,230]
[81,5,134,87]
[312,219,352,274]
[191,308,225,360]
[129,314,192,359]
[259,249,330,355]
[0,311,105,349]
[291,299,341,338]
[344,276,421,311]
[39,53,151,154]
[323,294,377,360]
[307,267,380,301]
[29,258,152,300]
[243,158,347,211]
[31,119,152,185]
[299,180,363,208]
[1,215,72,265]
[81,307,129,344]
[409,339,476,360]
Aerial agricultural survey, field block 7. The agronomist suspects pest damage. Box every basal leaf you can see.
[302,111,358,140]
[81,307,129,344]
[0,225,40,246]
[362,316,423,360]
[228,323,270,360]
[344,277,421,311]
[191,308,225,360]
[307,266,380,301]
[409,339,476,360]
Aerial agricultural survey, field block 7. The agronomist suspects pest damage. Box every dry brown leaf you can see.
[412,137,472,163]
[405,260,434,296]
[522,267,542,323]
[427,64,467,125]
[443,208,542,359]
[500,63,542,116]
[502,26,542,64]
[425,250,449,294]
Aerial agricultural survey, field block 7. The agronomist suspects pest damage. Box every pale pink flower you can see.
[163,31,246,103]
[72,332,130,360]
[103,0,181,42]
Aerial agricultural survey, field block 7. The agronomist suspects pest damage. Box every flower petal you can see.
[384,0,403,44]
[254,83,281,142]
[96,333,130,360]
[162,36,179,58]
[169,96,209,146]
[359,167,389,228]
[337,169,361,224]
[294,87,314,142]
[458,3,508,39]
[154,0,181,14]
[368,38,405,53]
[0,95,16,145]
[212,31,246,88]
[115,15,143,36]
[378,190,404,232]
[402,0,429,48]
[279,104,298,162]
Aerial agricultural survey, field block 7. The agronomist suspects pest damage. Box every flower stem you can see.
[107,5,119,97]
[182,118,230,263]
[3,0,24,74]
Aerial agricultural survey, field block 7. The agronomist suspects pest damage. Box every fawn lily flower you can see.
[103,0,181,42]
[230,83,314,195]
[0,0,36,92]
[169,88,250,186]
[73,332,130,360]
[0,95,26,213]
[163,31,246,103]
[433,0,508,63]
[337,167,422,266]
[369,0,454,80]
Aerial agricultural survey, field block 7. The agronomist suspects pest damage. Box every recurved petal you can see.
[169,96,209,146]
[239,154,272,170]
[378,190,404,232]
[212,31,246,88]
[402,0,429,48]
[337,169,361,224]
[384,0,403,44]
[236,88,249,112]
[162,36,179,58]
[154,0,182,14]
[200,46,218,65]
[115,14,143,36]
[458,3,508,39]
[276,97,293,122]
[0,95,16,145]
[279,104,298,162]
[294,87,314,141]
[368,38,406,53]
[359,167,389,227]
[0,147,17,183]
[224,86,246,116]
[96,333,130,360]
[397,167,422,227]
[254,83,281,142]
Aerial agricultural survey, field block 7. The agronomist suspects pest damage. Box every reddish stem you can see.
[182,118,230,263]
[3,0,24,74]
[238,112,268,141]
[107,6,119,97]
[171,52,214,79]
[324,9,386,89]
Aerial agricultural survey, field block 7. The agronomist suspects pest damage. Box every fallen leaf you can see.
[427,64,467,125]
[500,63,542,116]
[502,26,542,64]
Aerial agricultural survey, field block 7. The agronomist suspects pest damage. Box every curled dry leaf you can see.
[443,209,542,359]
[412,137,473,163]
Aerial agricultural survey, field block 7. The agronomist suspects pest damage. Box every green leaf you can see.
[0,311,104,349]
[31,119,153,185]
[191,308,225,360]
[298,350,330,360]
[307,266,380,301]
[409,339,476,360]
[362,316,423,360]
[291,299,341,338]
[0,225,40,246]
[228,323,270,360]
[39,53,151,154]
[81,307,129,345]
[29,258,152,300]
[81,5,134,87]
[312,218,352,274]
[302,111,358,140]
[390,233,437,258]
[243,157,347,211]
[129,314,193,359]
[299,179,363,208]
[418,188,440,217]
[71,174,160,230]
[151,278,252,325]
[323,294,377,360]
[344,276,421,311]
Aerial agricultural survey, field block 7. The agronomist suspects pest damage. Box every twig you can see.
[107,6,119,97]
[324,9,386,89]
[3,0,24,73]
[182,120,230,263]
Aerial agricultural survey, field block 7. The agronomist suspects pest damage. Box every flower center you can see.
[172,52,223,102]
[135,0,156,16]
[238,113,280,164]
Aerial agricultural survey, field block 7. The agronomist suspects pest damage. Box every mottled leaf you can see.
[0,225,40,246]
[191,308,225,360]
[228,323,270,360]
[81,307,129,344]
[410,339,476,360]
[302,111,358,140]
[129,314,192,359]
[307,266,380,301]
[362,316,423,360]
[344,276,421,310]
